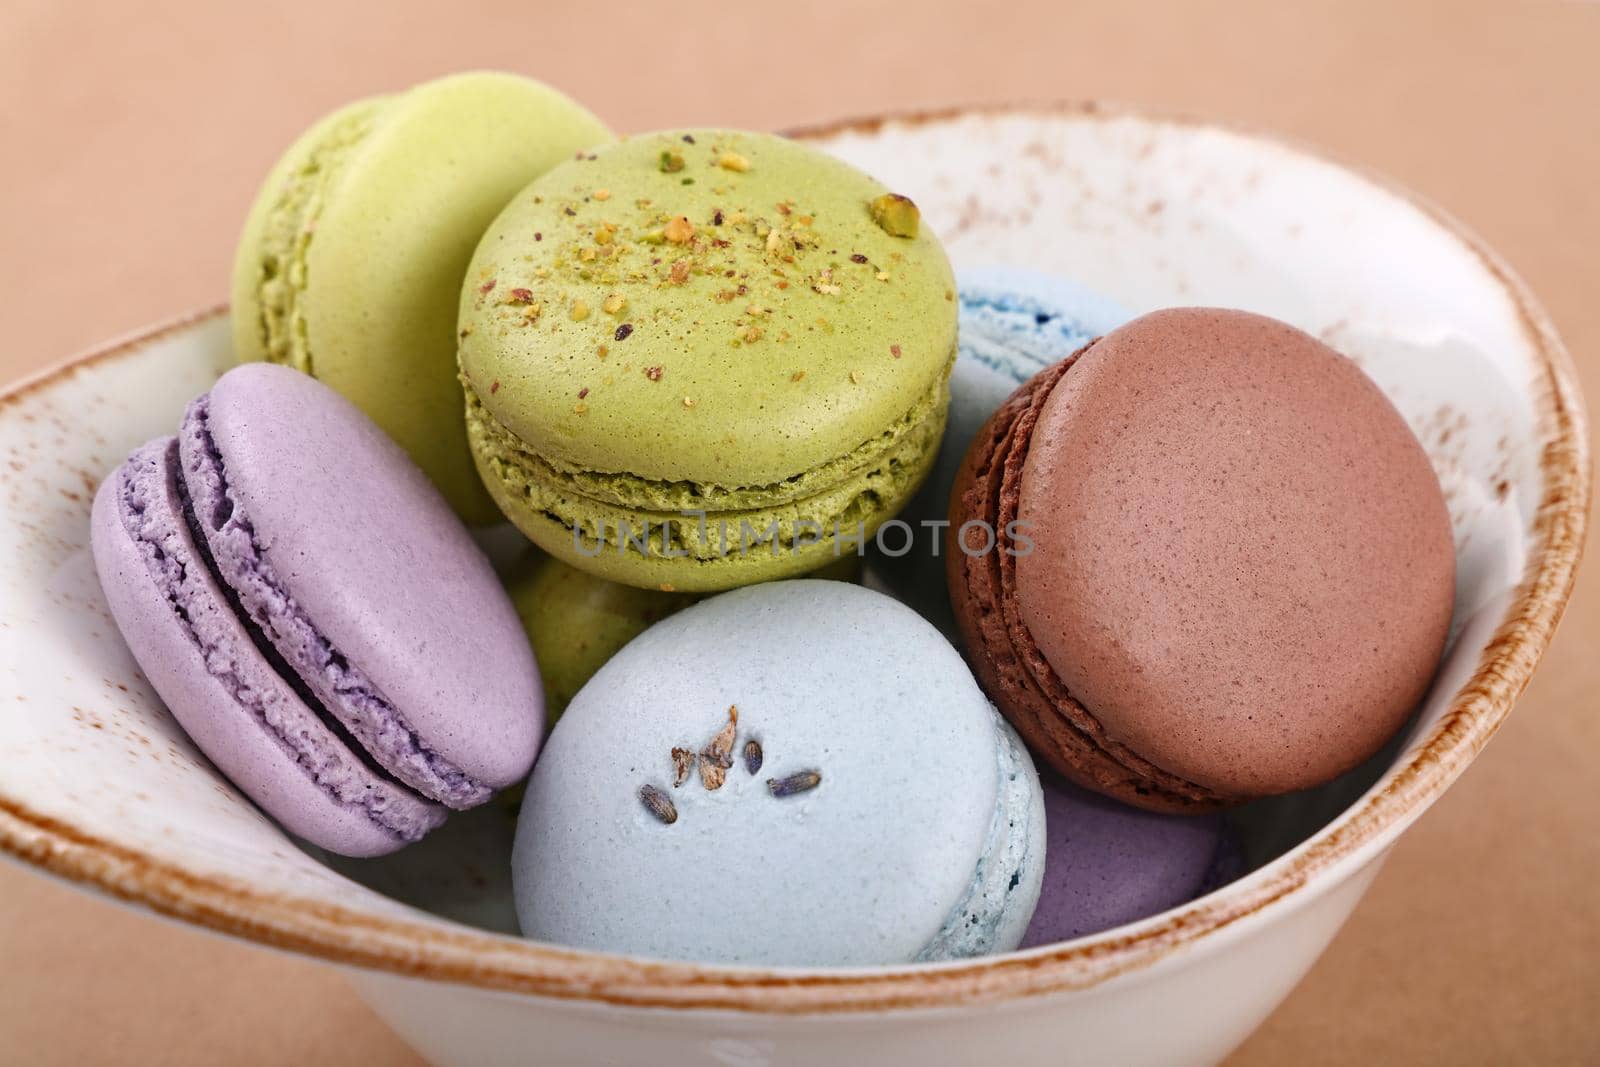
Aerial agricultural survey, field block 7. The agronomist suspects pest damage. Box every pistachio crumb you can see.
[876,271,891,282]
[645,365,663,381]
[570,300,590,322]
[603,293,627,315]
[668,259,691,285]
[664,215,696,244]
[593,188,612,201]
[741,325,764,343]
[849,370,861,384]
[682,396,696,408]
[790,370,805,382]
[718,150,751,172]
[868,193,920,238]
[658,149,685,173]
[890,344,902,358]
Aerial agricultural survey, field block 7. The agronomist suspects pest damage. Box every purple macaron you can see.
[1021,774,1239,948]
[91,363,543,857]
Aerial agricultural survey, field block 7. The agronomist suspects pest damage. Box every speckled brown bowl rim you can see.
[0,103,1588,1015]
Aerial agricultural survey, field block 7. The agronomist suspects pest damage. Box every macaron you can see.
[459,129,957,591]
[505,552,692,718]
[874,266,1129,625]
[507,551,868,719]
[1021,774,1236,948]
[232,71,612,523]
[91,363,543,856]
[948,308,1455,811]
[512,580,1045,966]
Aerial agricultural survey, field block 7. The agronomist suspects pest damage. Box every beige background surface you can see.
[1,1,1596,1063]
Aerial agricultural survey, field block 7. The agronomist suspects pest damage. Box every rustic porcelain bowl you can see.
[0,106,1587,1067]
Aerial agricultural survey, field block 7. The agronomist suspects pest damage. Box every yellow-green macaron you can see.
[459,129,957,591]
[506,550,864,719]
[232,72,612,523]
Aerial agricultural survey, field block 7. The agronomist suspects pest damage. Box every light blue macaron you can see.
[872,266,1131,624]
[512,580,1045,966]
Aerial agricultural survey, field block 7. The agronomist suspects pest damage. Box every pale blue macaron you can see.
[512,580,1046,966]
[873,267,1130,624]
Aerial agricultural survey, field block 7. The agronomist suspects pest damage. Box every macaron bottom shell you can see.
[471,390,946,593]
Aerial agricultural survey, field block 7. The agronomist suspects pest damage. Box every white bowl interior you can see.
[0,110,1545,955]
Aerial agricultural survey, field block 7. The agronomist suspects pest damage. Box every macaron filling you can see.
[115,439,446,843]
[178,393,492,809]
[953,354,1231,810]
[915,717,1043,961]
[249,98,387,375]
[465,369,948,561]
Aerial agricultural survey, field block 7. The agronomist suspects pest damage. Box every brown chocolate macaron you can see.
[947,308,1455,812]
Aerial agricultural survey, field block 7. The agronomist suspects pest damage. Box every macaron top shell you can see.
[512,580,1043,966]
[232,71,612,521]
[459,129,957,488]
[193,363,542,790]
[1015,308,1455,797]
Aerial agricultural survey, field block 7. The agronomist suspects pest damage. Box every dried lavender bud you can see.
[767,770,821,797]
[639,785,677,824]
[671,748,695,787]
[697,705,738,790]
[699,759,727,792]
[743,739,763,775]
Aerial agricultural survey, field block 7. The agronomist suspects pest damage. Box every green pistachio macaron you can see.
[507,552,693,718]
[232,72,612,523]
[459,129,957,590]
[507,550,864,718]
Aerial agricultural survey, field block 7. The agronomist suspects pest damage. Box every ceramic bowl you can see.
[0,105,1587,1067]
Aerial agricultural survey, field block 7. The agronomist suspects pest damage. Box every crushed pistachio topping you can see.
[718,150,751,172]
[663,215,696,244]
[869,193,920,238]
